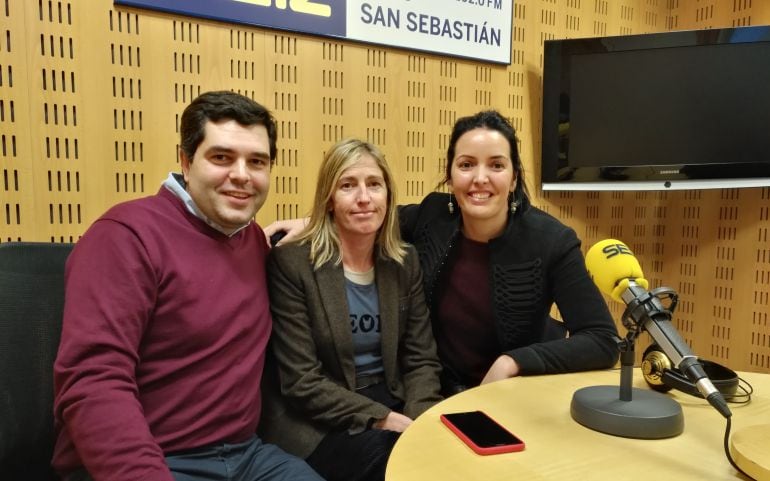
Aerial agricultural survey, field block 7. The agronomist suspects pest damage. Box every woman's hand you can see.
[372,412,413,433]
[263,218,308,246]
[480,355,520,385]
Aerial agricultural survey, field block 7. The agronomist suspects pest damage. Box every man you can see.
[52,91,322,481]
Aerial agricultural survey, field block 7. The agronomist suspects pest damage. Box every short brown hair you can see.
[180,91,278,164]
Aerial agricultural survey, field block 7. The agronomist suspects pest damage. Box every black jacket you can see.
[400,192,619,387]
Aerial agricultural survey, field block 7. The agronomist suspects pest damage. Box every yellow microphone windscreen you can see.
[585,239,649,302]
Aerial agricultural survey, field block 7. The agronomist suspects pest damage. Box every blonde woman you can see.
[260,139,442,481]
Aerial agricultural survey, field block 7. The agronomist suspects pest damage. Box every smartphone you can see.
[440,410,525,455]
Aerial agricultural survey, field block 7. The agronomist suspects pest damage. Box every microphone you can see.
[585,239,732,419]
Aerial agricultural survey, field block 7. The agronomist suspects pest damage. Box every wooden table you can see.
[386,369,770,481]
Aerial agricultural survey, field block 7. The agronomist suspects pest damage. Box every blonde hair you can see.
[298,138,406,269]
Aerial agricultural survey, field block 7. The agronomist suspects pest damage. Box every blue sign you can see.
[115,0,512,64]
[115,0,346,37]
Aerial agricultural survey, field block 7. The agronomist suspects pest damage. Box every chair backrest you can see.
[0,242,74,480]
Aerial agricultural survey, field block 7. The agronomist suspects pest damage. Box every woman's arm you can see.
[480,355,520,384]
[397,204,419,243]
[263,193,439,246]
[262,218,307,246]
[505,228,620,375]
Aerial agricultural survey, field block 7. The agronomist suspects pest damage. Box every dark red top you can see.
[435,234,500,386]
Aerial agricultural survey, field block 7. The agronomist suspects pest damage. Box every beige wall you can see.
[1,0,768,373]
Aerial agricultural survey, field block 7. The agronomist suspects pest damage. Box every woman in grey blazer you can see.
[260,139,442,481]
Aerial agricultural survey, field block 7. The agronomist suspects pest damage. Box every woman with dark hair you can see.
[398,110,618,394]
[266,111,618,396]
[260,138,442,481]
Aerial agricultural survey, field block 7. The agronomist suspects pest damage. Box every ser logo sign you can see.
[233,0,332,17]
[602,243,633,259]
[115,0,343,38]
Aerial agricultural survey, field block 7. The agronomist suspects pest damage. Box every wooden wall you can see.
[1,0,768,373]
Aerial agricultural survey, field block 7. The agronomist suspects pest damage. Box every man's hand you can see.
[480,355,520,385]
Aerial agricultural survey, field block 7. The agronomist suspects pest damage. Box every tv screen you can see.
[541,26,770,191]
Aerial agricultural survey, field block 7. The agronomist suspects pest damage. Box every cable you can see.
[611,365,756,477]
[724,416,756,481]
[725,377,754,405]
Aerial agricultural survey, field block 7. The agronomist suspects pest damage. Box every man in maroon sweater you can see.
[52,91,322,481]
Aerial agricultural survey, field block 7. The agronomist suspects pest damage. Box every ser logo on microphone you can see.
[602,243,632,259]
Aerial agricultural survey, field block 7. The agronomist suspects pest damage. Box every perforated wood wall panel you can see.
[1,0,768,372]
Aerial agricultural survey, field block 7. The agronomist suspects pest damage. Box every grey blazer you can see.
[259,242,442,458]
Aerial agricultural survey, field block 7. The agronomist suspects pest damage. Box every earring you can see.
[510,199,519,214]
[448,195,455,214]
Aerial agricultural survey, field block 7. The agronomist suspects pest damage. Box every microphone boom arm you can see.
[619,284,678,336]
[619,281,731,418]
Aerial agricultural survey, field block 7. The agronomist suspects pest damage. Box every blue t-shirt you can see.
[345,272,384,377]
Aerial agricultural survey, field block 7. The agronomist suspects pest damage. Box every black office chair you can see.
[0,242,74,480]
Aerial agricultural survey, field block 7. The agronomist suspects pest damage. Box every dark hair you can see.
[443,110,529,203]
[180,90,278,163]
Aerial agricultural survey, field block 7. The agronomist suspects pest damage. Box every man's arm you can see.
[54,220,174,481]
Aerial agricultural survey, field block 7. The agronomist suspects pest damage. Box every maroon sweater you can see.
[53,187,271,481]
[435,234,500,385]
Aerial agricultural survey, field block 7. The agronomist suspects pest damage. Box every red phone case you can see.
[440,411,525,455]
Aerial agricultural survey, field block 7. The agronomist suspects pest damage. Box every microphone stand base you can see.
[571,385,684,439]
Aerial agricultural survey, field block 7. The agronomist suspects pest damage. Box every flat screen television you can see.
[541,25,770,191]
